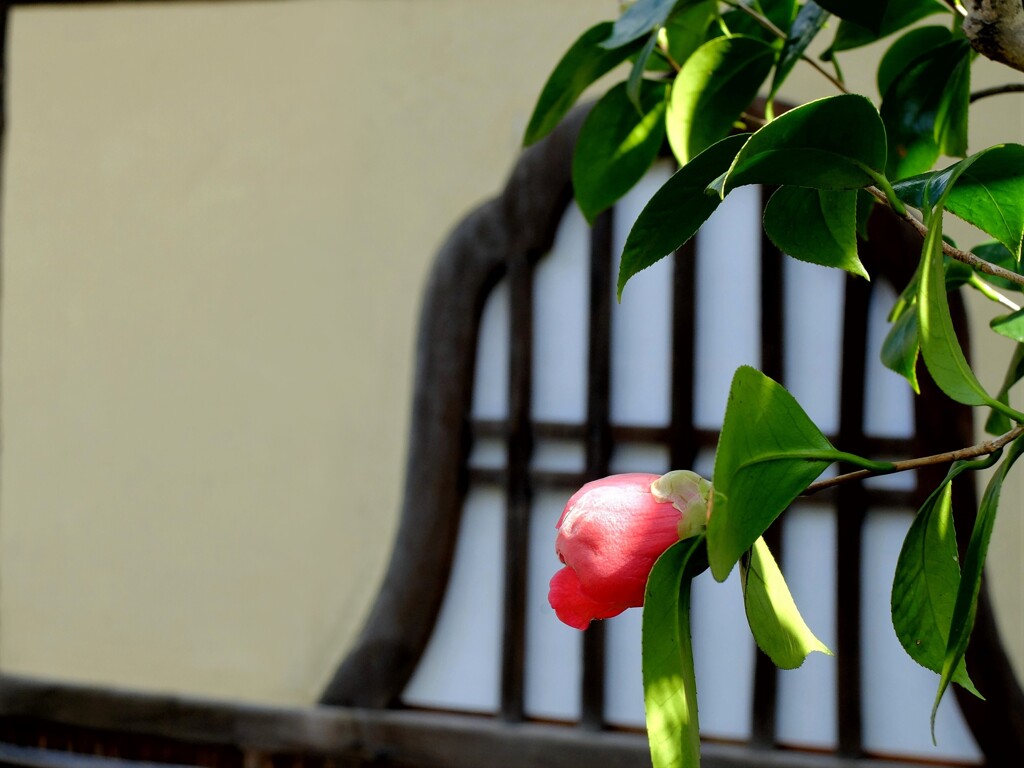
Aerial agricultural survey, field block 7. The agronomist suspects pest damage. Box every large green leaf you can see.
[934,437,1024,736]
[708,366,872,581]
[895,147,1024,261]
[880,39,972,180]
[892,460,992,693]
[643,537,708,768]
[814,0,887,32]
[971,241,1024,293]
[991,308,1024,343]
[882,298,921,393]
[763,187,867,277]
[662,0,717,69]
[603,0,678,49]
[666,36,775,163]
[524,23,642,146]
[876,26,952,99]
[768,1,831,105]
[573,81,668,223]
[618,134,749,298]
[626,30,661,111]
[825,0,948,56]
[741,536,831,669]
[722,94,887,193]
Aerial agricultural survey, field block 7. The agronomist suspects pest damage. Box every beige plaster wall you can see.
[0,0,1021,706]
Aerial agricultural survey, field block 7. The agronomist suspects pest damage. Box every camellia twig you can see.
[865,186,1024,289]
[970,83,1024,102]
[803,423,1024,494]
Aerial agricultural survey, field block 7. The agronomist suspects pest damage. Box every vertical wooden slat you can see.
[669,239,698,470]
[835,274,872,757]
[750,186,784,748]
[580,209,615,730]
[501,251,534,722]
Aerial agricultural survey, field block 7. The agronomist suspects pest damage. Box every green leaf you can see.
[604,0,677,49]
[618,134,749,298]
[763,187,867,278]
[643,536,708,768]
[934,437,1024,737]
[573,81,668,223]
[708,366,834,581]
[524,23,643,146]
[876,26,952,99]
[741,536,831,669]
[814,0,888,32]
[663,0,717,68]
[942,146,1024,260]
[882,296,921,393]
[991,308,1024,342]
[759,0,799,31]
[972,241,1024,292]
[880,39,972,180]
[985,343,1024,435]
[825,0,948,57]
[627,31,661,110]
[666,36,775,163]
[768,1,831,105]
[722,94,887,193]
[892,459,993,694]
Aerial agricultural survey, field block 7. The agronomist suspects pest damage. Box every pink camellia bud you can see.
[548,470,712,630]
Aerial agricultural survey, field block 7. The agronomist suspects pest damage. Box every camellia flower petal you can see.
[549,470,712,629]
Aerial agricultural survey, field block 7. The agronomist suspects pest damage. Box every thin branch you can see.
[722,0,848,95]
[970,83,1024,102]
[865,186,1024,289]
[803,424,1024,495]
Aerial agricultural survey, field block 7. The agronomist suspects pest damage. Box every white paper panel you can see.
[784,258,844,435]
[468,437,505,471]
[777,504,838,749]
[525,489,583,721]
[402,487,504,713]
[604,607,645,727]
[861,510,982,762]
[694,186,762,428]
[692,568,755,739]
[864,282,914,438]
[611,164,674,427]
[531,438,585,474]
[471,280,509,421]
[609,443,670,476]
[533,203,589,423]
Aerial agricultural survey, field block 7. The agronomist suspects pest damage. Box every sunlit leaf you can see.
[892,460,991,693]
[643,537,708,768]
[763,187,867,277]
[991,308,1024,343]
[524,23,642,146]
[986,343,1024,435]
[618,134,749,298]
[662,0,717,68]
[741,536,831,669]
[722,94,887,193]
[934,437,1024,736]
[573,81,668,223]
[666,35,775,163]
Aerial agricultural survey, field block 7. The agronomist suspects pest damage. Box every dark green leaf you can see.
[627,31,662,110]
[892,459,992,693]
[666,36,775,163]
[760,0,799,31]
[882,296,921,393]
[604,0,677,49]
[769,2,831,105]
[573,81,668,223]
[934,437,1024,736]
[763,187,867,277]
[945,147,1024,260]
[815,0,888,32]
[708,366,834,581]
[619,134,749,298]
[991,308,1024,342]
[972,241,1024,292]
[741,536,831,669]
[663,0,718,68]
[880,39,972,180]
[876,26,952,99]
[826,0,948,57]
[986,343,1024,435]
[722,94,887,193]
[643,537,708,768]
[524,23,642,146]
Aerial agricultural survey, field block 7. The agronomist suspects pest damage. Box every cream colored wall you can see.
[0,0,1021,707]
